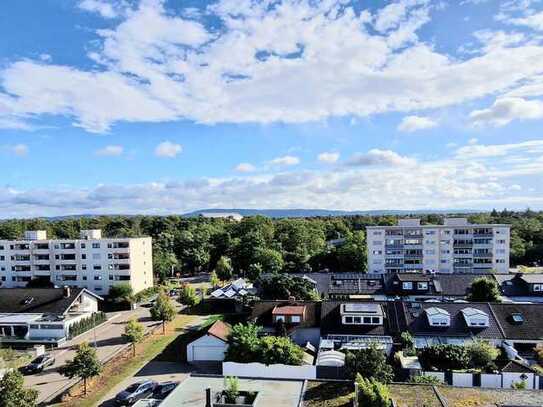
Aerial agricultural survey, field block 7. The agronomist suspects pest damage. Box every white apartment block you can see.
[0,229,153,295]
[367,218,510,274]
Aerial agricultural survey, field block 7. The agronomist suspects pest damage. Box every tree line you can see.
[0,209,541,282]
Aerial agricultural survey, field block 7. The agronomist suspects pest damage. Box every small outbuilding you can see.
[186,320,231,363]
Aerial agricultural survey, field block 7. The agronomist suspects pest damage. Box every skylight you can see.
[511,313,524,323]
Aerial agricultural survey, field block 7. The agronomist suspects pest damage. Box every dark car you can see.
[114,380,158,406]
[20,354,55,374]
[152,381,179,400]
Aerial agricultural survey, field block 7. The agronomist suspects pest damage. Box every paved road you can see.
[25,306,162,404]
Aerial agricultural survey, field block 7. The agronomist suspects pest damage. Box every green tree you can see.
[150,291,177,334]
[466,340,499,369]
[259,336,304,365]
[0,370,38,407]
[178,284,199,307]
[355,375,390,407]
[344,343,394,382]
[335,231,367,272]
[123,319,145,356]
[210,270,221,287]
[258,274,318,301]
[153,250,178,282]
[216,256,234,281]
[469,277,501,302]
[255,248,284,274]
[225,323,262,363]
[246,263,264,282]
[418,344,470,371]
[108,283,134,304]
[59,342,102,395]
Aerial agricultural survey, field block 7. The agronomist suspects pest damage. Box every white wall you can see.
[452,372,473,387]
[223,361,316,380]
[481,374,501,388]
[502,373,537,390]
[422,371,445,383]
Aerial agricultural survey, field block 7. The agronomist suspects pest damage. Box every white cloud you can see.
[96,145,124,156]
[269,155,300,166]
[318,152,340,164]
[346,149,416,167]
[4,1,543,131]
[397,115,438,132]
[154,141,182,158]
[470,97,543,127]
[11,144,29,157]
[234,162,256,172]
[78,0,124,18]
[455,139,543,159]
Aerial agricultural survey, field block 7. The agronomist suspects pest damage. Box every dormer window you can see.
[417,282,428,290]
[403,282,413,290]
[275,315,286,322]
[461,307,489,328]
[340,303,384,326]
[533,284,543,292]
[426,307,451,327]
[272,305,305,325]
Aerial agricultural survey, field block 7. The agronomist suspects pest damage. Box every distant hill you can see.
[183,208,481,219]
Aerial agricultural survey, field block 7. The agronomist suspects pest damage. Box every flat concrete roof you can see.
[160,376,304,407]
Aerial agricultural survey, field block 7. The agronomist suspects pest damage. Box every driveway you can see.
[97,361,192,406]
[25,305,164,404]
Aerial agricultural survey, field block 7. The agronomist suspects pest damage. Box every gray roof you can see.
[0,288,100,315]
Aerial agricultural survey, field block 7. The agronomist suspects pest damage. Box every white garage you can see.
[187,320,231,363]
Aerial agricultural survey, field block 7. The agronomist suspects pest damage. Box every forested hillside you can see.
[0,209,541,281]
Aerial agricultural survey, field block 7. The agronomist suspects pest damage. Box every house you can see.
[0,287,102,345]
[494,273,543,303]
[328,273,386,300]
[210,278,255,300]
[393,301,504,348]
[251,300,321,346]
[319,301,398,354]
[186,320,231,363]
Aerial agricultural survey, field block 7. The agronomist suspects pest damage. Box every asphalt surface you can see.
[25,306,162,404]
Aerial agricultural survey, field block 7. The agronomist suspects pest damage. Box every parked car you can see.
[20,354,55,374]
[114,380,158,406]
[152,381,179,400]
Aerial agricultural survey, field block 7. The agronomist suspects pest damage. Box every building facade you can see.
[367,218,510,274]
[0,230,153,295]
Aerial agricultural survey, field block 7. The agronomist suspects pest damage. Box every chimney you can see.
[63,286,71,298]
[288,296,296,303]
[205,388,211,407]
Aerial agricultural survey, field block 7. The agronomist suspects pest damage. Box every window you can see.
[82,264,87,270]
[95,286,102,291]
[353,316,362,324]
[0,256,4,261]
[82,276,87,281]
[94,276,102,280]
[371,317,380,324]
[275,315,285,322]
[344,316,353,324]
[363,317,372,324]
[496,259,505,264]
[373,241,383,245]
[372,250,382,255]
[425,231,436,235]
[402,282,413,290]
[418,282,428,290]
[93,265,102,270]
[372,231,383,236]
[533,284,543,292]
[291,315,301,323]
[81,254,86,260]
[81,243,86,249]
[92,243,100,249]
[425,250,435,255]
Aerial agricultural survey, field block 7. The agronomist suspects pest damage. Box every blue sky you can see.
[1,0,543,217]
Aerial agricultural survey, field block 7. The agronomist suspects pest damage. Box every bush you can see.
[409,375,442,384]
[344,343,394,382]
[466,340,499,369]
[418,344,470,371]
[224,376,240,403]
[259,336,304,365]
[469,278,501,302]
[355,374,390,407]
[68,312,107,339]
[178,284,199,306]
[511,380,528,390]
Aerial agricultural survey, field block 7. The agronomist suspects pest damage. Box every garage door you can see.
[193,346,226,361]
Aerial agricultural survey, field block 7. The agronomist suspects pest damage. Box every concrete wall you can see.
[223,361,317,380]
[452,372,473,387]
[481,374,502,388]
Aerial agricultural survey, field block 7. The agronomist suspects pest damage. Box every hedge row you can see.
[68,312,107,339]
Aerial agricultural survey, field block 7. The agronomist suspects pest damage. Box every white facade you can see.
[367,218,510,274]
[0,230,153,295]
[187,334,229,362]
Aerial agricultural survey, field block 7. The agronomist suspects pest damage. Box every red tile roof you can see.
[272,305,306,316]
[207,320,232,342]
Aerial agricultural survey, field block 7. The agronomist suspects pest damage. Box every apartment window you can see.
[496,259,505,264]
[418,282,428,290]
[81,254,86,260]
[425,231,436,235]
[402,282,413,290]
[0,276,5,281]
[373,241,383,245]
[93,265,102,270]
[92,243,100,249]
[372,259,383,265]
[82,264,87,270]
[0,256,4,261]
[497,249,506,254]
[82,276,87,281]
[344,316,353,324]
[372,231,383,236]
[109,275,114,280]
[81,243,86,249]
[95,286,102,291]
[441,259,448,264]
[372,250,382,255]
[0,267,5,272]
[0,245,3,250]
[94,276,102,280]
[425,250,435,255]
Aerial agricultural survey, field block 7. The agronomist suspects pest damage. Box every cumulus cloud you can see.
[96,145,124,156]
[470,97,543,127]
[397,115,438,132]
[455,139,543,159]
[346,149,416,167]
[3,0,543,132]
[2,139,543,218]
[269,155,300,166]
[318,152,340,164]
[234,162,256,172]
[155,141,182,158]
[78,0,125,18]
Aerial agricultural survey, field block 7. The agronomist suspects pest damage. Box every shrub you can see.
[409,375,442,384]
[224,376,240,403]
[178,284,199,306]
[418,344,470,371]
[68,312,107,339]
[259,336,304,365]
[355,374,390,407]
[469,278,501,302]
[511,380,527,390]
[343,343,394,382]
[466,340,499,369]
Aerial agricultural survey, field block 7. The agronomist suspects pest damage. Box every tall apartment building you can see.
[367,218,510,274]
[0,230,153,295]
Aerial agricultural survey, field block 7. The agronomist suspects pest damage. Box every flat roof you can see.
[160,376,304,407]
[366,224,510,229]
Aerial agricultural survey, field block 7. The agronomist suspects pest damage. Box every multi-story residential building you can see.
[0,230,153,295]
[367,218,510,274]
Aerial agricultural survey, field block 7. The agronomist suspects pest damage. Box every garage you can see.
[187,320,231,362]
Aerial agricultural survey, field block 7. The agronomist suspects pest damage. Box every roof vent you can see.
[21,297,34,305]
